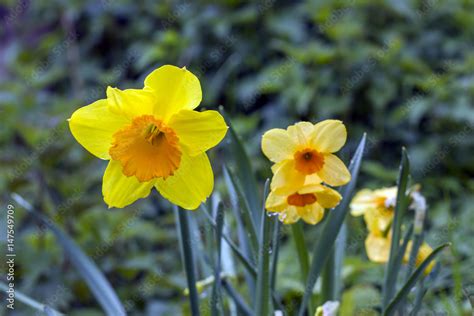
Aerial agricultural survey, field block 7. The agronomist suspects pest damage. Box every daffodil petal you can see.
[365,233,391,263]
[155,152,213,210]
[265,190,287,212]
[298,203,324,225]
[315,187,342,209]
[279,206,300,224]
[311,120,347,153]
[144,65,202,121]
[261,128,297,163]
[350,189,376,216]
[168,109,228,156]
[287,121,314,146]
[106,87,157,119]
[319,154,351,186]
[69,99,129,159]
[102,160,155,208]
[271,160,305,194]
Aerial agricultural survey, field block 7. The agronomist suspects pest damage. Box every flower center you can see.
[109,115,181,182]
[294,148,324,174]
[287,193,317,207]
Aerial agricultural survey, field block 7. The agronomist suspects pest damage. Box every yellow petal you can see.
[144,65,202,121]
[279,206,300,224]
[350,189,376,216]
[314,187,342,209]
[265,190,287,212]
[298,203,324,225]
[271,160,305,194]
[155,152,213,210]
[365,233,391,263]
[68,99,129,159]
[102,160,155,208]
[106,87,157,119]
[287,121,314,146]
[318,154,351,186]
[168,109,228,156]
[261,128,297,163]
[311,120,347,153]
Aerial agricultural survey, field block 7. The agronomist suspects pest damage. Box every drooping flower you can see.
[261,121,351,193]
[265,183,341,225]
[69,65,228,209]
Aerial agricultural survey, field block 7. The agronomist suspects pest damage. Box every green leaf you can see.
[0,282,64,315]
[223,165,259,259]
[211,202,225,316]
[201,207,258,277]
[175,206,200,316]
[382,148,410,309]
[12,194,126,316]
[291,221,313,314]
[383,243,451,316]
[222,280,253,316]
[298,133,367,316]
[222,109,261,227]
[255,179,272,316]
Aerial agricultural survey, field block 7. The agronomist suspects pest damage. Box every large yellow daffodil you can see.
[265,183,341,225]
[262,121,351,194]
[69,65,228,209]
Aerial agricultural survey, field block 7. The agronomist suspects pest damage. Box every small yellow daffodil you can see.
[262,120,351,193]
[69,65,228,209]
[265,183,341,225]
[352,187,434,275]
[350,187,397,235]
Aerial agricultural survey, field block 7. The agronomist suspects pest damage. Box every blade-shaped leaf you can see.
[382,148,410,309]
[298,133,367,316]
[12,194,125,316]
[255,180,272,316]
[211,202,225,316]
[383,243,451,316]
[175,206,200,316]
[222,109,261,228]
[223,165,258,259]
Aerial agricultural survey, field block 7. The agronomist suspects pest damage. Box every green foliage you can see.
[1,0,473,314]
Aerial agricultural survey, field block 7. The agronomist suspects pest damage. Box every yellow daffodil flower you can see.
[69,65,228,209]
[262,121,351,193]
[366,233,435,275]
[405,241,436,275]
[265,183,341,225]
[350,187,397,235]
[353,187,435,275]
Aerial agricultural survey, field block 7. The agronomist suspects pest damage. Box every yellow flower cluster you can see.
[261,121,351,225]
[69,65,228,209]
[350,187,435,274]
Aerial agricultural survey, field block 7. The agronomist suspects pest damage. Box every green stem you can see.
[291,222,314,314]
[175,207,200,316]
[321,248,336,304]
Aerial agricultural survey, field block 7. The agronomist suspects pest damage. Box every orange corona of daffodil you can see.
[265,182,342,225]
[262,121,351,193]
[68,65,228,209]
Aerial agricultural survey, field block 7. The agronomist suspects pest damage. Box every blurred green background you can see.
[1,0,473,315]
